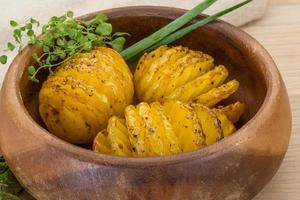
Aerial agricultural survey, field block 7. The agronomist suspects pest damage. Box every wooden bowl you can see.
[0,6,292,200]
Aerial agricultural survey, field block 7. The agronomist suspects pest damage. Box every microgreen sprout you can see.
[1,11,129,82]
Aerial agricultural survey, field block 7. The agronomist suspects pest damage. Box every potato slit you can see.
[167,65,229,102]
[194,80,239,107]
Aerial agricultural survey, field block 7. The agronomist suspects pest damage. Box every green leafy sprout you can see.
[0,10,129,82]
[0,155,34,200]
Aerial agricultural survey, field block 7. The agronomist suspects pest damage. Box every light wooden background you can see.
[243,0,300,199]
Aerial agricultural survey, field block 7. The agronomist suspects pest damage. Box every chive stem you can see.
[143,0,253,54]
[121,0,218,60]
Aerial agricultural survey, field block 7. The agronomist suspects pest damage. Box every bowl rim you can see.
[4,6,281,167]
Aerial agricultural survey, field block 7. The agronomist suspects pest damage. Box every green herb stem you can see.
[1,11,129,82]
[120,0,218,60]
[142,0,253,55]
[0,192,21,200]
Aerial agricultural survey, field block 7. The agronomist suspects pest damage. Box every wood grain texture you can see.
[242,0,300,199]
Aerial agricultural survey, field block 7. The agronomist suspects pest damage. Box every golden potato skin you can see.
[93,101,242,157]
[150,102,182,154]
[39,47,134,144]
[93,130,113,155]
[107,117,132,156]
[167,65,228,102]
[163,101,205,152]
[134,45,240,105]
[125,105,149,156]
[194,80,239,108]
[192,104,223,145]
[218,102,246,123]
[212,109,236,137]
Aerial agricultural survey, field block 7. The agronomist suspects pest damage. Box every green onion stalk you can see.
[121,0,218,60]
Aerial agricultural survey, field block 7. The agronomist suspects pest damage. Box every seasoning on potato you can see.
[93,100,245,157]
[134,45,240,105]
[39,47,134,144]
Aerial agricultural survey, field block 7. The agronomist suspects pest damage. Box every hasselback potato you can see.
[39,47,134,144]
[93,101,244,157]
[134,45,239,105]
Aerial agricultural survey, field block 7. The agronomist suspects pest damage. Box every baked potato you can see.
[93,100,243,157]
[134,45,239,105]
[39,47,134,144]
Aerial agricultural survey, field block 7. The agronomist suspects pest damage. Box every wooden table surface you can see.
[242,0,300,199]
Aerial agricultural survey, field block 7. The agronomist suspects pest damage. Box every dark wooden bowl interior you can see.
[19,9,267,149]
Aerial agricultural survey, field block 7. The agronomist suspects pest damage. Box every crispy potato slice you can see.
[125,105,148,156]
[143,50,214,102]
[137,102,165,156]
[96,47,133,80]
[164,101,205,152]
[41,76,113,119]
[134,45,169,85]
[53,69,127,116]
[137,46,189,100]
[93,57,133,102]
[135,46,215,103]
[167,65,229,102]
[162,51,214,98]
[150,102,182,154]
[57,47,133,108]
[194,80,239,107]
[212,109,236,137]
[107,116,132,156]
[141,51,191,102]
[218,102,246,123]
[193,104,223,145]
[93,130,113,154]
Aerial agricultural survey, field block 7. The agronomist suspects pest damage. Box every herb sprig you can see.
[0,155,34,200]
[1,11,129,82]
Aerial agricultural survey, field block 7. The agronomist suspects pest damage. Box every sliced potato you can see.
[134,45,169,85]
[167,65,229,102]
[134,46,240,108]
[194,80,239,107]
[107,116,132,156]
[53,67,127,116]
[93,101,242,157]
[137,102,165,156]
[212,109,236,137]
[39,80,107,144]
[39,47,134,144]
[179,50,215,84]
[41,75,113,119]
[150,102,182,154]
[218,101,246,123]
[143,50,214,102]
[141,52,191,102]
[137,46,189,101]
[193,104,223,145]
[93,130,113,154]
[125,105,148,156]
[96,47,133,80]
[164,101,205,152]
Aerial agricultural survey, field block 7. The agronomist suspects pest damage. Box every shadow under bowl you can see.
[0,6,292,200]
